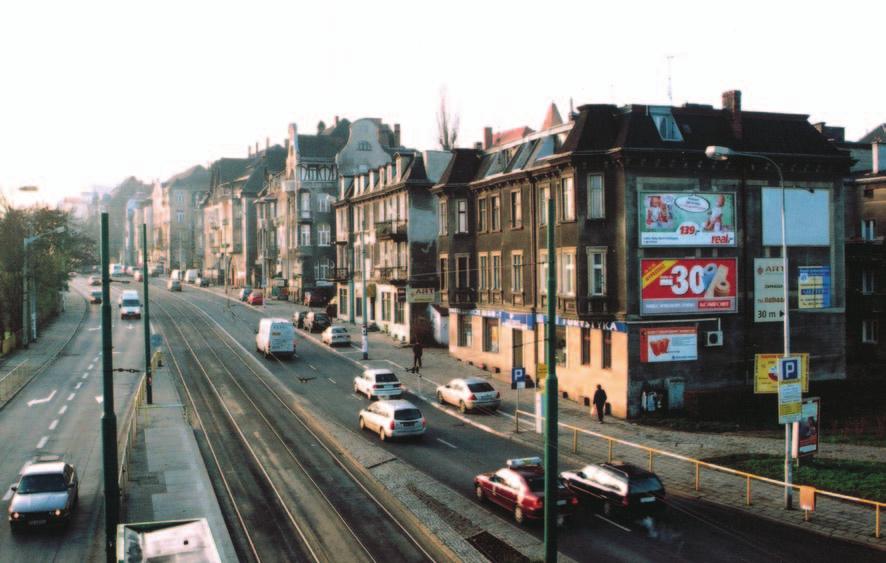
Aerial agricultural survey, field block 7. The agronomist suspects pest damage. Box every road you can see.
[0,279,143,562]
[155,280,884,563]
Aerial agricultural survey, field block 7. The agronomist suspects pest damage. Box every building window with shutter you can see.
[439,199,448,235]
[539,186,550,225]
[557,250,575,296]
[492,253,501,290]
[479,254,488,291]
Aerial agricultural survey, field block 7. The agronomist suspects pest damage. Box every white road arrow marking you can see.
[67,393,75,401]
[88,363,94,370]
[27,390,57,407]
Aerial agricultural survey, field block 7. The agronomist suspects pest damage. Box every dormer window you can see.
[649,107,683,142]
[358,141,372,151]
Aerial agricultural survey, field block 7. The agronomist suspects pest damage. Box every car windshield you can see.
[526,476,545,492]
[467,382,495,393]
[374,372,398,383]
[315,314,329,321]
[122,299,139,307]
[332,327,347,333]
[629,476,664,495]
[18,473,67,493]
[394,408,422,420]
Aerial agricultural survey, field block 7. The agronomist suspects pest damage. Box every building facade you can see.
[149,165,209,271]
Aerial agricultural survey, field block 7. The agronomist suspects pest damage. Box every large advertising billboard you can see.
[639,327,698,362]
[754,353,810,394]
[640,258,738,315]
[639,192,736,247]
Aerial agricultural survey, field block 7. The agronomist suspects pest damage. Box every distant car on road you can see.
[359,399,426,441]
[133,270,143,282]
[238,287,252,301]
[184,269,199,284]
[87,275,100,286]
[560,462,666,519]
[322,325,351,347]
[195,275,209,287]
[354,368,403,400]
[8,460,79,530]
[247,291,264,306]
[167,279,182,292]
[475,457,578,525]
[292,310,306,329]
[436,377,501,413]
[89,290,102,304]
[304,312,330,333]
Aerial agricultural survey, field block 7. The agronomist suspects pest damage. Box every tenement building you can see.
[433,93,850,418]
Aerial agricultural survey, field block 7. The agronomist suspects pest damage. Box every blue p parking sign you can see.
[511,367,526,390]
[778,357,800,382]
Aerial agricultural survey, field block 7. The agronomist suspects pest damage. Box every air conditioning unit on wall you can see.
[705,330,723,347]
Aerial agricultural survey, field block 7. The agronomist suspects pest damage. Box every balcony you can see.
[449,287,476,308]
[377,266,408,284]
[330,267,351,282]
[376,220,407,241]
[299,211,312,223]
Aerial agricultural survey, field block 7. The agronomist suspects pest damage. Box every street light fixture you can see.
[705,145,794,509]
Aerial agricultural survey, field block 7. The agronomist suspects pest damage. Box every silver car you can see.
[359,400,426,441]
[322,326,351,347]
[354,368,403,400]
[436,377,501,413]
[8,461,79,530]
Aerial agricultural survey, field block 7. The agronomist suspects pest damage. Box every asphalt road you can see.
[155,282,883,563]
[0,279,144,563]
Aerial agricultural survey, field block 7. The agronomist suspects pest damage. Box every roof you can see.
[243,145,287,194]
[859,123,886,144]
[297,134,347,159]
[165,165,210,191]
[541,103,563,130]
[493,126,534,147]
[22,461,66,475]
[436,149,483,186]
[363,367,396,376]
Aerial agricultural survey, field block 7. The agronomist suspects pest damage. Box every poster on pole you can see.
[792,397,820,458]
[640,258,738,315]
[754,353,809,393]
[639,327,698,362]
[639,192,736,247]
[778,380,803,424]
[798,266,831,309]
[753,258,785,323]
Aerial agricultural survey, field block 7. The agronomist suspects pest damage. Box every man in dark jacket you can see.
[412,341,423,372]
[592,384,607,423]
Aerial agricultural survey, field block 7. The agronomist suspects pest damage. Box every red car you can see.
[247,291,264,306]
[474,457,578,525]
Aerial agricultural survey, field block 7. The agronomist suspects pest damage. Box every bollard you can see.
[572,429,578,454]
[695,463,700,491]
[648,450,654,472]
[746,476,752,506]
[876,504,881,539]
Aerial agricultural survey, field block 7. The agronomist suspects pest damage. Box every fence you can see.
[0,360,31,407]
[118,373,147,514]
[518,409,883,541]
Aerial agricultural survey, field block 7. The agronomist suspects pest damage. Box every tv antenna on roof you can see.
[665,53,685,105]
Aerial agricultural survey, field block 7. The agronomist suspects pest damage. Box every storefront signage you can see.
[754,258,785,323]
[639,192,736,247]
[798,266,831,309]
[754,353,809,394]
[407,287,436,303]
[639,327,698,362]
[640,258,738,315]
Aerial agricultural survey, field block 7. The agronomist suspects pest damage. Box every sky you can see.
[1,0,883,205]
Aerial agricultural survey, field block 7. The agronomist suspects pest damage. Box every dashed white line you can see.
[2,488,13,502]
[436,438,458,449]
[88,363,95,370]
[58,405,68,415]
[308,363,317,370]
[36,436,48,449]
[75,382,82,390]
[67,393,76,401]
[595,514,631,532]
[82,373,89,379]
[327,377,336,384]
[48,419,59,431]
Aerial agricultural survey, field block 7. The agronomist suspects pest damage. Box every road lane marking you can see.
[595,514,631,532]
[49,419,59,430]
[82,373,89,379]
[308,363,317,370]
[384,360,407,370]
[436,438,458,449]
[88,327,101,332]
[88,363,95,370]
[2,488,13,502]
[327,377,336,384]
[27,390,57,407]
[58,405,67,415]
[67,393,76,401]
[75,382,82,390]
[36,436,48,449]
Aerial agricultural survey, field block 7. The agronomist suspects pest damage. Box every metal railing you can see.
[117,372,147,514]
[0,360,31,407]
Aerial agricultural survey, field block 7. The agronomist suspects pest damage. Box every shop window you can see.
[483,318,500,353]
[458,315,473,347]
[581,327,591,365]
[602,329,612,369]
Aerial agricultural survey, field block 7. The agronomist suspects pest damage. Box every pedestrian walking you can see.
[412,341,423,372]
[592,384,608,423]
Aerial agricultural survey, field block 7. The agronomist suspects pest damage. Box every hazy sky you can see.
[1,0,883,205]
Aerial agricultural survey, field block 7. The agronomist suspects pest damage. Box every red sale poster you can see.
[640,258,738,315]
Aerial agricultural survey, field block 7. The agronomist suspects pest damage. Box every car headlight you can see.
[54,509,62,517]
[11,512,20,519]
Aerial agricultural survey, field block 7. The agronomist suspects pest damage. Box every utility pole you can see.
[361,226,369,360]
[543,197,558,562]
[142,224,153,405]
[100,213,120,562]
[22,234,29,348]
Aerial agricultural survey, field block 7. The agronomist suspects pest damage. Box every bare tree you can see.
[436,88,459,150]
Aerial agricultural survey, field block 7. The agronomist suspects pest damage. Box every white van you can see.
[255,318,296,359]
[184,269,198,284]
[169,269,182,282]
[118,290,142,320]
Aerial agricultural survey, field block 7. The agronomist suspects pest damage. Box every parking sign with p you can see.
[778,357,801,382]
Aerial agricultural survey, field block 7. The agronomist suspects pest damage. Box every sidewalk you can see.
[124,358,237,561]
[202,286,886,549]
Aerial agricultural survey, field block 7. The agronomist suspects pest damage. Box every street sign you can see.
[754,353,809,393]
[778,357,801,382]
[511,367,526,390]
[778,380,802,424]
[753,258,785,323]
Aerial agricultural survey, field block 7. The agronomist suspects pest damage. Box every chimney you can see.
[266,137,270,151]
[483,127,493,150]
[394,123,401,147]
[722,90,742,140]
[334,115,339,126]
[875,142,881,175]
[255,141,260,156]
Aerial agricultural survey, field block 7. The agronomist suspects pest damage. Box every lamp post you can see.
[705,145,794,509]
[22,225,66,345]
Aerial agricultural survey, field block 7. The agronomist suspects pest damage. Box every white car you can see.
[354,368,403,400]
[322,326,351,347]
[436,377,501,413]
[359,400,426,441]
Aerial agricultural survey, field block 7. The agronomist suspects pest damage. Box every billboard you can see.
[761,188,830,247]
[793,397,821,458]
[754,353,809,394]
[639,192,736,247]
[753,258,785,323]
[640,258,738,315]
[407,287,436,303]
[639,327,698,362]
[798,266,831,309]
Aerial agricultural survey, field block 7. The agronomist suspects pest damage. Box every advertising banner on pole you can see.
[640,258,738,315]
[798,266,831,309]
[639,327,698,362]
[753,258,785,323]
[792,397,820,458]
[407,287,436,303]
[638,192,736,247]
[754,353,809,393]
[778,381,803,424]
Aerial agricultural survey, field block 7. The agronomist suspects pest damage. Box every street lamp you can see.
[706,145,794,509]
[22,220,65,345]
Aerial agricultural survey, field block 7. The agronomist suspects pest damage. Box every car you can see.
[184,269,199,284]
[247,291,264,306]
[304,311,331,333]
[303,287,334,307]
[436,377,501,413]
[322,325,351,347]
[292,310,306,329]
[8,460,79,530]
[560,462,666,519]
[195,275,209,287]
[133,270,143,282]
[87,275,100,286]
[149,264,164,277]
[118,289,142,320]
[255,317,296,359]
[359,400,426,441]
[167,279,182,292]
[474,457,578,525]
[89,290,102,304]
[238,287,253,301]
[354,368,403,400]
[169,269,182,282]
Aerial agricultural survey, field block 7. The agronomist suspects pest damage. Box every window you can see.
[587,174,604,218]
[602,329,612,369]
[380,292,391,321]
[557,250,575,296]
[456,255,469,288]
[456,200,468,233]
[458,315,473,347]
[581,327,591,365]
[339,288,348,315]
[317,258,332,280]
[176,210,184,224]
[558,177,575,221]
[863,320,879,343]
[483,318,500,353]
[175,191,184,204]
[545,324,567,366]
[539,186,550,225]
[356,296,363,317]
[300,192,311,218]
[862,219,877,241]
[440,255,448,291]
[510,189,522,228]
[492,253,501,290]
[317,223,331,246]
[479,254,488,290]
[539,251,548,295]
[862,269,875,295]
[588,247,607,296]
[358,141,372,151]
[439,199,448,235]
[317,194,331,212]
[650,107,684,142]
[477,198,487,232]
[511,252,523,292]
[299,224,311,246]
[491,195,501,231]
[394,297,404,324]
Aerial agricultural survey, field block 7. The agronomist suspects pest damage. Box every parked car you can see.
[474,457,578,525]
[560,462,666,519]
[304,312,331,333]
[358,399,425,441]
[87,275,100,286]
[8,460,79,530]
[303,287,333,307]
[184,269,199,284]
[354,368,403,400]
[436,377,501,413]
[167,279,182,292]
[247,291,264,306]
[255,318,296,359]
[149,264,164,277]
[322,326,351,347]
[195,275,209,287]
[169,269,182,282]
[292,310,306,329]
[89,290,102,304]
[133,270,143,282]
[238,287,253,301]
[117,289,142,320]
